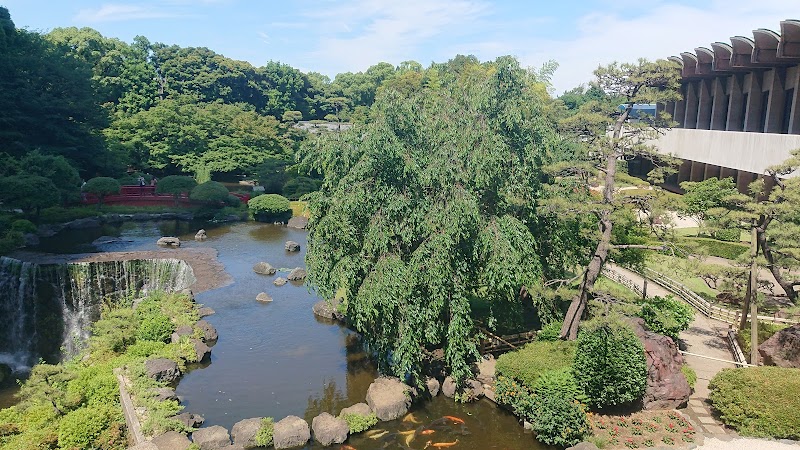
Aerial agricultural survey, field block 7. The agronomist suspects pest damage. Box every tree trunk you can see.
[757,218,798,302]
[560,105,631,340]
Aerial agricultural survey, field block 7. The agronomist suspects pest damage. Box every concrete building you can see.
[629,20,800,192]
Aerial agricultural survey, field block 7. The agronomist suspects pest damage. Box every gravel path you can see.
[697,437,799,449]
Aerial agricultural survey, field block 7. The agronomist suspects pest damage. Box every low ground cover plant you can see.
[709,366,800,438]
[588,410,696,449]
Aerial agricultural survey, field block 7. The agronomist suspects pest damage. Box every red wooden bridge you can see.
[81,185,250,207]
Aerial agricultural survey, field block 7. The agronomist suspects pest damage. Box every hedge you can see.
[496,340,576,388]
[676,237,748,260]
[709,367,800,438]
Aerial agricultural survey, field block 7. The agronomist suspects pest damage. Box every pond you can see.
[11,220,547,449]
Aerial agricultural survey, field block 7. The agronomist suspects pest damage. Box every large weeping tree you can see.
[556,59,681,340]
[300,56,571,385]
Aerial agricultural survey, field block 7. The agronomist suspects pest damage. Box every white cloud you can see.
[518,0,798,93]
[74,3,183,22]
[302,0,489,73]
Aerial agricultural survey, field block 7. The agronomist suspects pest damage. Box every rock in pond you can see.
[195,229,207,241]
[172,412,205,428]
[145,358,181,383]
[191,339,211,362]
[287,268,307,281]
[441,376,483,401]
[339,403,371,417]
[273,415,310,449]
[256,292,273,303]
[285,240,300,252]
[253,262,277,275]
[312,412,349,446]
[312,299,344,321]
[231,417,262,448]
[196,319,218,343]
[759,323,800,368]
[287,216,309,229]
[273,277,288,287]
[366,377,412,421]
[426,377,440,397]
[192,425,231,449]
[157,236,181,247]
[197,306,215,317]
[152,387,178,402]
[151,431,192,450]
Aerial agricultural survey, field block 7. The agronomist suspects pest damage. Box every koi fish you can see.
[339,445,357,450]
[419,429,436,435]
[403,413,421,424]
[443,415,465,424]
[431,439,459,448]
[399,430,416,446]
[367,430,389,439]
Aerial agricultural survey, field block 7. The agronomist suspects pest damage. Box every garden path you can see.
[605,264,735,436]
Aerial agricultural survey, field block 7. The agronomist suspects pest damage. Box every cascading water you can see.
[0,256,195,372]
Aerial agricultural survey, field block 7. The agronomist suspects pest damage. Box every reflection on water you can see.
[18,221,547,449]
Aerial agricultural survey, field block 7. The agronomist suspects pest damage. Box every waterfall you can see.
[0,256,196,371]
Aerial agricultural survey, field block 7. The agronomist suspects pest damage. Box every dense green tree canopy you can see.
[301,56,573,385]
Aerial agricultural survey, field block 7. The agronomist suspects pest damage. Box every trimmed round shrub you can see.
[637,295,694,341]
[156,175,197,201]
[530,392,589,447]
[83,177,121,197]
[57,406,112,449]
[248,194,291,222]
[136,313,174,343]
[225,194,242,207]
[573,318,647,409]
[713,227,741,242]
[190,181,229,205]
[11,219,36,233]
[709,367,800,438]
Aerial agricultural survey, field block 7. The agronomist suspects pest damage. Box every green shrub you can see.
[248,194,291,222]
[536,322,561,342]
[136,313,174,343]
[637,295,694,341]
[340,412,378,434]
[67,366,119,406]
[190,181,229,205]
[282,176,321,199]
[496,340,576,388]
[530,392,590,447]
[681,365,697,389]
[254,417,274,447]
[57,406,112,449]
[11,219,36,233]
[573,318,647,409]
[676,237,748,260]
[713,227,741,242]
[534,368,586,404]
[737,322,787,356]
[225,194,241,207]
[709,367,800,438]
[126,340,169,358]
[83,177,121,207]
[494,375,536,422]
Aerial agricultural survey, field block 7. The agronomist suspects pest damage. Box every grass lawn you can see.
[645,254,719,300]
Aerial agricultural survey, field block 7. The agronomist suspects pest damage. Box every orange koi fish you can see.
[443,415,465,424]
[419,429,436,435]
[431,439,459,448]
[339,445,357,450]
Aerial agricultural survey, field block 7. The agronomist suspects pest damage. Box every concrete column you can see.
[689,161,706,182]
[696,79,713,130]
[710,77,728,130]
[736,171,755,193]
[788,66,800,134]
[764,68,786,134]
[684,82,699,129]
[727,74,745,131]
[704,164,721,180]
[744,72,764,132]
[674,84,687,127]
[665,101,676,120]
[720,166,737,181]
[677,160,692,184]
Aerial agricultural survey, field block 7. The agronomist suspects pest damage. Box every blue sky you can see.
[1,0,797,93]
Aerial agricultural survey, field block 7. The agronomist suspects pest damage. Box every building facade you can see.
[630,20,800,192]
